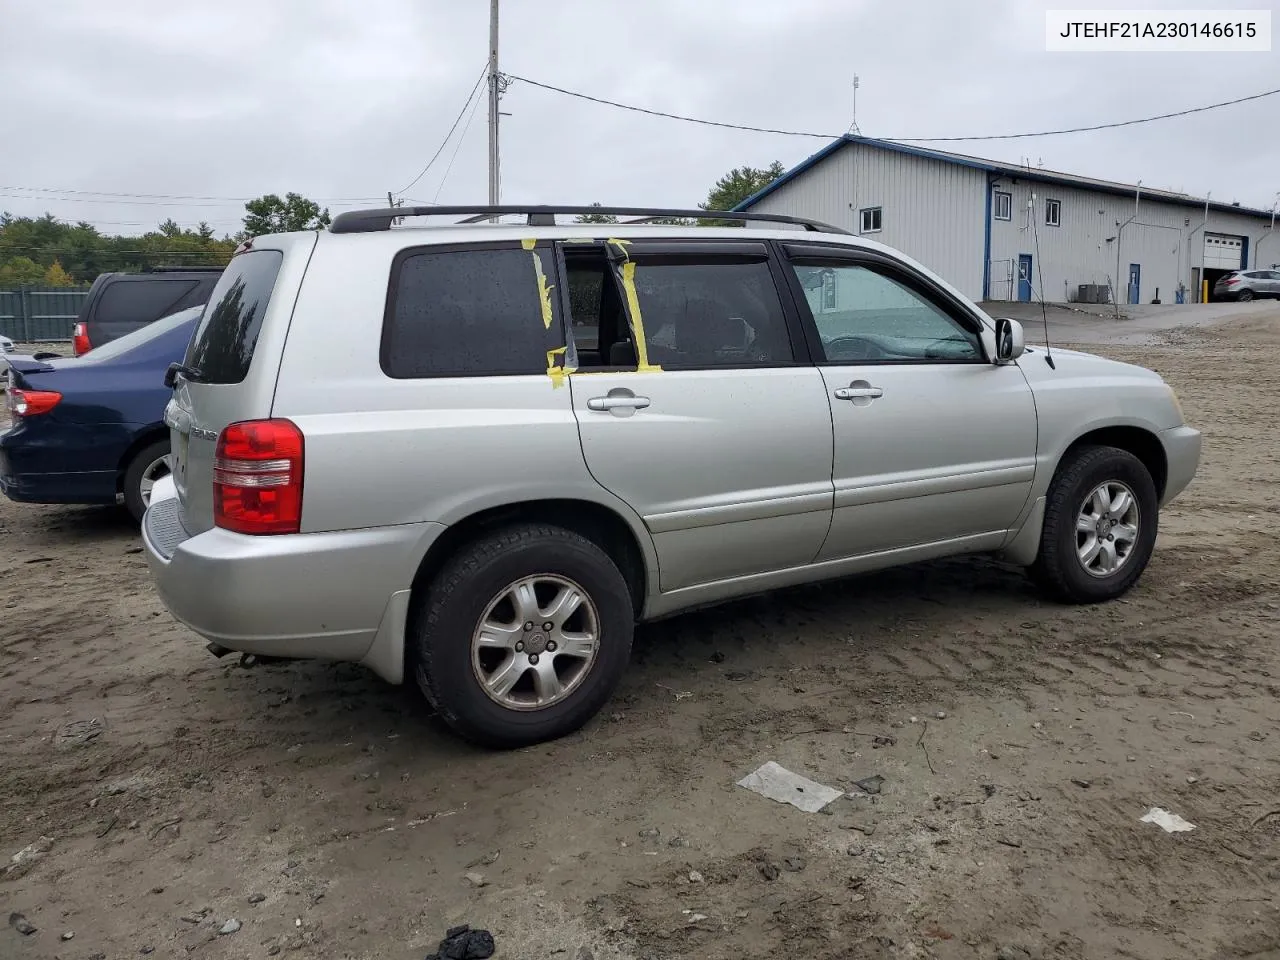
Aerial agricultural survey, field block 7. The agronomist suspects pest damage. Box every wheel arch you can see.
[408,498,653,627]
[1059,425,1168,500]
[116,424,169,492]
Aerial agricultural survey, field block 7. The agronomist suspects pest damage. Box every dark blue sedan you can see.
[1,305,202,522]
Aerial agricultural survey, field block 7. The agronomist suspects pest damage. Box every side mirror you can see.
[994,317,1025,362]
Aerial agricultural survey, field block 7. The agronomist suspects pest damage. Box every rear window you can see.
[382,246,556,378]
[95,278,200,325]
[184,251,284,384]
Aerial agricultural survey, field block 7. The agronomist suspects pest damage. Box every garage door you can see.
[1204,233,1245,269]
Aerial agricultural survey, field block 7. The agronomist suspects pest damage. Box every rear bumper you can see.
[1160,424,1202,506]
[141,489,443,677]
[0,442,117,504]
[0,420,130,505]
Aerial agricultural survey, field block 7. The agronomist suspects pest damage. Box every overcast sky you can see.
[1,0,1276,237]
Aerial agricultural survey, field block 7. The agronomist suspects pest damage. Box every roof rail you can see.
[141,265,225,273]
[328,205,851,236]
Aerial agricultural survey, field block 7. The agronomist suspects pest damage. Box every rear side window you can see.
[382,246,555,378]
[185,251,284,384]
[96,279,198,325]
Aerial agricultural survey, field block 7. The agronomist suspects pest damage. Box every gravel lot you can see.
[2,308,1279,960]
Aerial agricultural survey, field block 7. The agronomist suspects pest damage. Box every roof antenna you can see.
[1027,194,1055,369]
[846,75,861,134]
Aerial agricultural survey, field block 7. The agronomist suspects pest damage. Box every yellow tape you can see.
[618,260,661,373]
[521,243,555,330]
[605,238,631,256]
[545,346,575,388]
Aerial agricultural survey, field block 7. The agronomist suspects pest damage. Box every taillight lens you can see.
[72,322,91,356]
[213,419,304,535]
[7,388,62,417]
[1225,276,1241,285]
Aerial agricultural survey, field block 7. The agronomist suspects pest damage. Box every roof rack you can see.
[328,205,851,236]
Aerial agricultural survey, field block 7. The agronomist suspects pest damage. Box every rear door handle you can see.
[587,395,651,412]
[834,386,883,401]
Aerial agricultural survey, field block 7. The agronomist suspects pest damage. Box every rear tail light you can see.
[72,322,91,356]
[213,419,304,535]
[1225,276,1241,285]
[7,388,62,417]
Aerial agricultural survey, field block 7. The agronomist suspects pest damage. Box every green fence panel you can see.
[0,285,90,341]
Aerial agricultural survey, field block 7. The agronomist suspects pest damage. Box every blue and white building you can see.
[733,135,1278,305]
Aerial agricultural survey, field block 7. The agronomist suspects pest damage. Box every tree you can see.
[0,256,48,286]
[0,211,235,284]
[699,161,786,224]
[43,260,75,286]
[574,202,618,225]
[241,192,331,237]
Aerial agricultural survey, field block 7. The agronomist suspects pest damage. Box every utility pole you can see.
[487,0,501,208]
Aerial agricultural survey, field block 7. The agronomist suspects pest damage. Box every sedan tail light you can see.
[213,419,304,535]
[7,388,62,417]
[72,322,92,356]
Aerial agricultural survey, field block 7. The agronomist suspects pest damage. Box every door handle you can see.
[834,386,883,401]
[587,395,651,412]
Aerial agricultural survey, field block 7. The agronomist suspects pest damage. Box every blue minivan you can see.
[1,305,203,521]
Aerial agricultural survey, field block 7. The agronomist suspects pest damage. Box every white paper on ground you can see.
[1140,807,1196,833]
[736,761,843,813]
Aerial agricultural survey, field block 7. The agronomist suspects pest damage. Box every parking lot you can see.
[3,306,1279,960]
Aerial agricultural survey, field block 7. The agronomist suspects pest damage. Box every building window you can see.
[993,191,1012,221]
[1045,198,1061,227]
[859,206,882,234]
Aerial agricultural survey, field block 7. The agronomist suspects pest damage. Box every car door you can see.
[563,239,834,592]
[778,242,1038,564]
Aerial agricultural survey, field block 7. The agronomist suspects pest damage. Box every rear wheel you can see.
[1030,445,1158,603]
[413,523,634,748]
[1238,289,1254,302]
[123,440,170,523]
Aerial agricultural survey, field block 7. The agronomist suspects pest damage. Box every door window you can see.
[790,262,982,363]
[618,260,795,369]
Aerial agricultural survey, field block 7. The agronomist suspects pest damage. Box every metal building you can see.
[734,135,1278,305]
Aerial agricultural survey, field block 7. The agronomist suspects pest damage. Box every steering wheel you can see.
[824,336,887,362]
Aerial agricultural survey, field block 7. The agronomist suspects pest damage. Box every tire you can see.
[122,439,170,523]
[413,523,634,748]
[1238,289,1254,302]
[1030,444,1158,604]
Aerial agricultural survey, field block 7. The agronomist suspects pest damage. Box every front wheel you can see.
[413,523,635,748]
[122,440,170,523]
[1030,445,1159,603]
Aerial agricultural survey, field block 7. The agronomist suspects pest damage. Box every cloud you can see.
[0,0,1274,235]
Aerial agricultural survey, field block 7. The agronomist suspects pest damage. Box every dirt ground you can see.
[3,309,1279,960]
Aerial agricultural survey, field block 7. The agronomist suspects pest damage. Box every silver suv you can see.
[142,205,1201,747]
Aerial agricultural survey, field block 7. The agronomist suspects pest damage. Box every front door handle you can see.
[833,385,883,401]
[587,394,651,412]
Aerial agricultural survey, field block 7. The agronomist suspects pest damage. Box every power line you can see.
[503,73,1280,143]
[434,80,487,204]
[0,185,386,203]
[396,63,489,195]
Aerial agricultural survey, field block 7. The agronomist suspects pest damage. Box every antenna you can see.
[1027,193,1056,369]
[847,75,861,134]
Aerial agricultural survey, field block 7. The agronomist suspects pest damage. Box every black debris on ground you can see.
[426,924,496,960]
[8,912,37,935]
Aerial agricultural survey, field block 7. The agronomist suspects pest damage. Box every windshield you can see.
[79,305,203,364]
